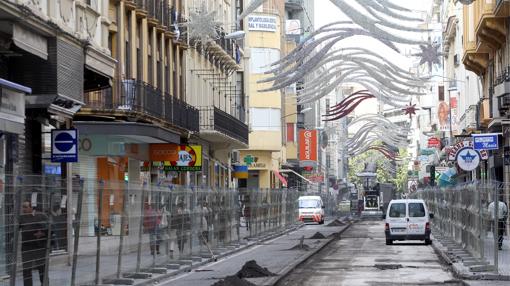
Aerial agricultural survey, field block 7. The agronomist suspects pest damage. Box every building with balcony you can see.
[460,0,510,183]
[186,1,249,190]
[0,0,115,176]
[238,0,287,189]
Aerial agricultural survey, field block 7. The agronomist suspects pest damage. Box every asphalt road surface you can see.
[277,219,461,286]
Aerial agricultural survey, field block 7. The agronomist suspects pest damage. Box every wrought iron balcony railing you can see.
[199,107,248,145]
[84,79,199,132]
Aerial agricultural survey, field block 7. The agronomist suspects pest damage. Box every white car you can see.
[298,195,325,224]
[383,199,434,245]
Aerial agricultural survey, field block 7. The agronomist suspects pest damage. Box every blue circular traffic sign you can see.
[54,132,75,152]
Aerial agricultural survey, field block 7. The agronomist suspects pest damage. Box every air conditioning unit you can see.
[231,150,240,164]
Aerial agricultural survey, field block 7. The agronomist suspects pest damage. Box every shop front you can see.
[0,78,29,277]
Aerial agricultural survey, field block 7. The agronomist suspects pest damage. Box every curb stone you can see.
[132,224,305,286]
[431,235,510,282]
[263,222,354,286]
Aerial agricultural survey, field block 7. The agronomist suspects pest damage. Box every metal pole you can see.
[116,181,129,277]
[42,189,53,286]
[95,182,104,285]
[66,119,73,266]
[493,186,499,273]
[70,179,84,286]
[10,177,22,286]
[136,185,147,272]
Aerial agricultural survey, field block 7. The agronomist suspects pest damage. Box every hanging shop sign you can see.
[427,137,441,148]
[248,15,277,32]
[299,129,318,165]
[51,129,78,163]
[149,144,202,171]
[448,141,488,171]
[233,165,249,179]
[472,133,499,150]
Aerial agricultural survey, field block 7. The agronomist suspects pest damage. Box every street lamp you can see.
[281,107,312,119]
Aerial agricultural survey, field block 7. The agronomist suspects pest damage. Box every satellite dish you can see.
[225,31,246,40]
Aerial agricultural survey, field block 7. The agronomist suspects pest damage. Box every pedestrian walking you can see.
[19,200,48,286]
[144,202,162,255]
[200,201,210,243]
[172,201,189,257]
[488,194,508,250]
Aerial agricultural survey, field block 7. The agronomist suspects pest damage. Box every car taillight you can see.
[425,222,430,230]
[385,223,389,231]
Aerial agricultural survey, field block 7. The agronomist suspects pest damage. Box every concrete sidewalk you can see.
[431,233,510,282]
[8,219,299,286]
[157,217,355,286]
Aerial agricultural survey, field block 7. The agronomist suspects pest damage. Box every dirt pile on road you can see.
[212,275,256,286]
[288,243,310,251]
[327,219,346,226]
[308,232,326,239]
[236,260,276,278]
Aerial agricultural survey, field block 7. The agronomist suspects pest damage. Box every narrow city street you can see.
[277,220,460,286]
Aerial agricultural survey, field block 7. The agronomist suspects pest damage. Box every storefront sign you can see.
[248,15,277,32]
[448,141,488,161]
[233,165,248,179]
[0,87,25,124]
[149,144,202,171]
[427,137,441,148]
[472,133,499,150]
[299,130,318,162]
[243,155,266,169]
[448,141,488,171]
[51,129,78,163]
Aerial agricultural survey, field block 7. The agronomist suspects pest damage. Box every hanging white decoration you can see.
[182,2,222,45]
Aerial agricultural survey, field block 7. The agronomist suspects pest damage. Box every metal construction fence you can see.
[0,175,304,285]
[411,181,509,274]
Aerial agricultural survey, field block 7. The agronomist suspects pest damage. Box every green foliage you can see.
[347,148,409,193]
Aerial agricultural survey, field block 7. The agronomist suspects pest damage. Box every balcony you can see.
[192,29,240,73]
[83,79,199,132]
[199,107,248,148]
[495,0,510,17]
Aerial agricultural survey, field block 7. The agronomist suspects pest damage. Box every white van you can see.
[298,195,324,224]
[383,199,434,245]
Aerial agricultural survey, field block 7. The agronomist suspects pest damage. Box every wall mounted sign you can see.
[299,129,318,164]
[51,129,78,163]
[472,133,499,150]
[427,137,441,148]
[448,141,488,171]
[149,144,202,171]
[248,15,277,32]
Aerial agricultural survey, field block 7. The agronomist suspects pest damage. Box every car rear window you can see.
[389,203,406,218]
[408,203,426,217]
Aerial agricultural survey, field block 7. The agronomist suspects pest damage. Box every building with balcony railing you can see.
[184,1,249,189]
[459,0,510,183]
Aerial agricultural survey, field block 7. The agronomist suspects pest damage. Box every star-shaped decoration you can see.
[182,2,221,45]
[412,41,442,72]
[460,151,476,163]
[402,102,417,119]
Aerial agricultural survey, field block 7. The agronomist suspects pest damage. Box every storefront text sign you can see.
[299,130,318,162]
[248,15,277,32]
[472,133,499,150]
[448,141,488,171]
[51,129,78,163]
[243,155,266,169]
[149,144,202,171]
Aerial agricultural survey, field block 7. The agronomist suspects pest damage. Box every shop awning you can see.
[279,169,314,184]
[273,169,288,187]
[12,23,48,60]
